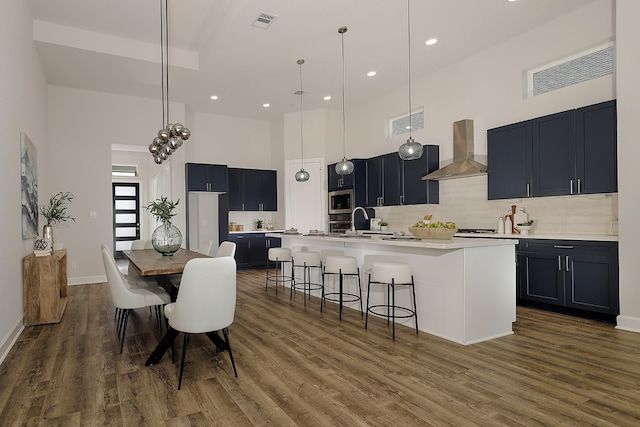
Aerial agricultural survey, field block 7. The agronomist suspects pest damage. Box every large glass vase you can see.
[152,222,182,256]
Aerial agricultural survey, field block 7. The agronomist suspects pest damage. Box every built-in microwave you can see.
[328,189,353,214]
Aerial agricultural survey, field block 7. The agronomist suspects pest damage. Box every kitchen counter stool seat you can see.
[322,255,363,319]
[291,251,322,306]
[366,261,418,340]
[265,247,293,294]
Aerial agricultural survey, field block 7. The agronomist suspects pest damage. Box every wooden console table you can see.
[23,249,68,326]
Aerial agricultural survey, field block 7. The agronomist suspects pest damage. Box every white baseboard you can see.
[68,275,106,286]
[0,318,24,366]
[615,315,640,334]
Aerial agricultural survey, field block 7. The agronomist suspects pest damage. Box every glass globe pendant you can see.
[295,168,310,182]
[335,157,354,175]
[294,59,310,183]
[399,137,423,160]
[398,0,423,161]
[336,26,354,176]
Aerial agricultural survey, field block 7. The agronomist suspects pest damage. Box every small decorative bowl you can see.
[518,225,533,235]
[408,227,457,240]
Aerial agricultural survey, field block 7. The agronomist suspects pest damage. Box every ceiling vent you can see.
[252,12,278,29]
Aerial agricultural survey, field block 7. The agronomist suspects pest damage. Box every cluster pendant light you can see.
[148,0,191,164]
[294,59,310,182]
[335,26,354,176]
[398,0,423,161]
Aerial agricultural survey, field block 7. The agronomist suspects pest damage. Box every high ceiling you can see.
[28,0,597,121]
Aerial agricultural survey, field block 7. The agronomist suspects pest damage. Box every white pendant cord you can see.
[298,59,305,169]
[407,0,413,140]
[340,27,347,160]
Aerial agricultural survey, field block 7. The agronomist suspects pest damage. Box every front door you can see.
[113,183,140,258]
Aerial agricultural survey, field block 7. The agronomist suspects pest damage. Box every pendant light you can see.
[335,26,354,175]
[398,0,423,161]
[148,0,191,165]
[294,59,310,183]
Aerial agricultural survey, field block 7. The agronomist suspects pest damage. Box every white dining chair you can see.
[214,241,236,258]
[196,239,214,256]
[101,246,171,353]
[164,256,238,389]
[128,239,158,288]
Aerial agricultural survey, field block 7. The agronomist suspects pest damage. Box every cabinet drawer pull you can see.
[558,255,562,271]
[565,255,570,272]
[570,179,574,195]
[526,183,530,198]
[553,245,574,249]
[577,178,582,194]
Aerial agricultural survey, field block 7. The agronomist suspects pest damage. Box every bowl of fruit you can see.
[409,218,457,240]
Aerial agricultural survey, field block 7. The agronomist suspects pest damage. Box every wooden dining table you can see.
[123,248,211,277]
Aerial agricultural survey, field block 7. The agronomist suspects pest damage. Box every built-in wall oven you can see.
[328,189,353,233]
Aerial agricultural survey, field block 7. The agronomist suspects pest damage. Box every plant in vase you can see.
[39,191,75,247]
[379,221,388,231]
[255,218,263,230]
[145,196,182,256]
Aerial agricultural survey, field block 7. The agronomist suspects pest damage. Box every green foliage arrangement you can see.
[145,196,179,224]
[39,191,75,225]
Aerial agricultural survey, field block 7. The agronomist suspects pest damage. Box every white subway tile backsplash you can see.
[374,175,617,235]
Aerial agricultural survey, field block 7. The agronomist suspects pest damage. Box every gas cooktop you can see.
[456,228,497,234]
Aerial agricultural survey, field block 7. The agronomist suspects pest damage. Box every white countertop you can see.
[455,232,618,242]
[267,233,517,250]
[229,229,284,234]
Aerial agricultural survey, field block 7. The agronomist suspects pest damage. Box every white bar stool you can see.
[265,247,293,294]
[291,251,323,306]
[366,261,418,340]
[322,255,363,319]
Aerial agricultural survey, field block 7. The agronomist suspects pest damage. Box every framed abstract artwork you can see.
[21,132,38,239]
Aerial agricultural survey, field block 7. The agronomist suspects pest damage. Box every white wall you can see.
[0,0,49,363]
[615,0,640,332]
[47,87,186,284]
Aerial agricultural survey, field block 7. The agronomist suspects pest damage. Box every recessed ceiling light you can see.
[323,96,332,101]
[210,95,218,100]
[367,71,377,77]
[262,103,270,108]
[425,38,438,46]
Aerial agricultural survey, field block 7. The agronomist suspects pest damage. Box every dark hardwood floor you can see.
[1,269,640,426]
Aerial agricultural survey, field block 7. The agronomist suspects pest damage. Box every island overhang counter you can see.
[267,233,517,345]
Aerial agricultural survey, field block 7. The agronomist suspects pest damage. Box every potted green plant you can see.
[39,191,75,245]
[145,196,182,255]
[379,221,388,231]
[256,218,264,230]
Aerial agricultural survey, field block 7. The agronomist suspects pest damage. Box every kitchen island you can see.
[268,233,517,345]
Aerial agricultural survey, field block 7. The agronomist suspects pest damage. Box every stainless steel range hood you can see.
[422,119,487,181]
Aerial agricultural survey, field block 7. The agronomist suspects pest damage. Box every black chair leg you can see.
[120,309,130,353]
[178,332,190,390]
[222,328,238,377]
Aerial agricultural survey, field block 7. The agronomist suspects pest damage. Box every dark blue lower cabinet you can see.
[518,239,619,316]
[229,234,280,269]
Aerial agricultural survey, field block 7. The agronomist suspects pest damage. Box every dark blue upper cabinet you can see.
[401,145,440,205]
[575,100,617,194]
[532,110,575,197]
[487,121,532,200]
[186,163,228,192]
[365,153,401,207]
[228,168,277,212]
[488,99,617,200]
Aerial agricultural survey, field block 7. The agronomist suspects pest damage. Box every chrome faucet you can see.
[351,206,369,232]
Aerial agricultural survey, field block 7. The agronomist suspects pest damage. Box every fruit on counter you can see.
[423,214,433,220]
[412,220,456,229]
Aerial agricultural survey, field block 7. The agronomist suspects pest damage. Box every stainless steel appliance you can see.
[329,212,352,234]
[328,189,353,214]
